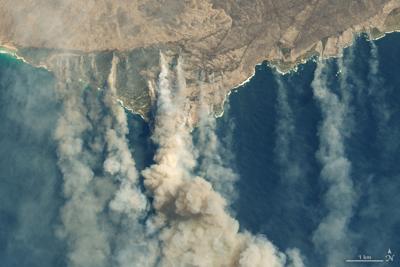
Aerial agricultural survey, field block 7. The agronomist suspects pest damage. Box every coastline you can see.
[1,30,400,124]
[0,46,51,72]
[212,29,400,121]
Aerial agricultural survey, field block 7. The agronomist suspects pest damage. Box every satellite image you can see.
[0,1,400,267]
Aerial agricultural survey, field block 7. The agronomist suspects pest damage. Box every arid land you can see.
[1,0,400,121]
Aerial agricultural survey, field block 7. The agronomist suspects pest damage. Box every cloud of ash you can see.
[54,54,158,267]
[142,53,288,267]
[53,51,306,267]
[104,54,159,267]
[311,59,357,267]
[54,59,112,267]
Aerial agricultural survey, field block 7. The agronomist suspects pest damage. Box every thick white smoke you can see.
[104,54,159,267]
[104,54,147,216]
[55,51,306,267]
[54,57,112,267]
[142,53,288,267]
[54,54,158,267]
[311,60,357,267]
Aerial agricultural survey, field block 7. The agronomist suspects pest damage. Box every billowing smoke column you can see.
[105,54,147,215]
[54,51,305,267]
[311,60,357,267]
[105,54,159,267]
[54,54,158,267]
[54,57,112,267]
[142,53,288,267]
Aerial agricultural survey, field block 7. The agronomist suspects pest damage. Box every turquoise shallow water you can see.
[1,33,400,266]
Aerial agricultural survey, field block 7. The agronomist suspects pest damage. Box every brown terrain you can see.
[1,0,400,121]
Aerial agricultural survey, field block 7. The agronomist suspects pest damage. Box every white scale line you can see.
[345,259,384,263]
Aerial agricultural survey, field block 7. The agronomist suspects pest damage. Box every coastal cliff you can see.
[1,0,400,121]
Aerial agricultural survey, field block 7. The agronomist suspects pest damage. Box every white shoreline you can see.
[117,98,147,121]
[0,47,51,72]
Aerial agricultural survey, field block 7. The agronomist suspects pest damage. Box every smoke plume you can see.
[54,57,112,267]
[286,248,305,267]
[273,73,301,181]
[142,53,288,267]
[311,60,357,267]
[54,51,305,267]
[54,54,157,267]
[105,54,159,267]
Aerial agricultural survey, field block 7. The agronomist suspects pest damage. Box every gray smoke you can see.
[273,73,301,181]
[272,73,307,267]
[311,59,357,267]
[54,59,112,267]
[356,39,399,257]
[104,54,159,267]
[286,248,305,267]
[104,54,147,215]
[54,51,306,267]
[54,54,157,267]
[142,53,288,267]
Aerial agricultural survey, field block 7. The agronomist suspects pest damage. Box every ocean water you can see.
[223,58,323,264]
[0,54,152,267]
[223,33,400,266]
[0,55,65,267]
[0,32,400,267]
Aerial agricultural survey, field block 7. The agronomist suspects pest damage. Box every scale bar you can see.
[345,259,384,263]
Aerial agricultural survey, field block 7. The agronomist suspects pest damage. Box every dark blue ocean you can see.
[1,33,400,266]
